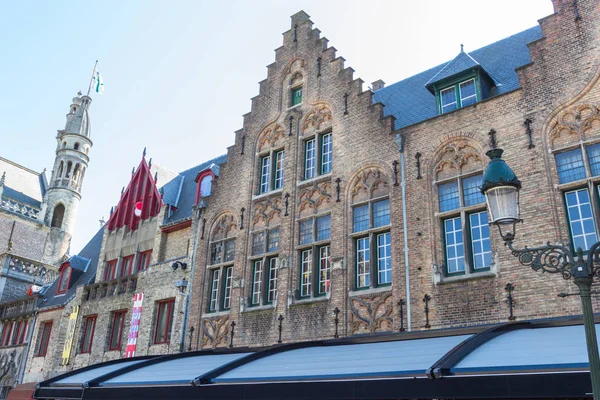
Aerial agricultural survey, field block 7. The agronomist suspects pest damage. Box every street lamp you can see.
[481,148,600,399]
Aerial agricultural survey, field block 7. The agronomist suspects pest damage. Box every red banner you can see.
[125,292,144,358]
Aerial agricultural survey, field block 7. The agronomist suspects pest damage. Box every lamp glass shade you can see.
[485,185,519,224]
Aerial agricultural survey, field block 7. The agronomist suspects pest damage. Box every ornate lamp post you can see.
[481,148,600,399]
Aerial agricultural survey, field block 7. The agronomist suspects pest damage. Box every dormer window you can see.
[440,78,477,114]
[57,264,72,294]
[195,169,217,204]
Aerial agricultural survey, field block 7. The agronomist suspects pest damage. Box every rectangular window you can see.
[304,139,316,179]
[1,322,12,347]
[316,214,331,241]
[252,231,265,255]
[439,181,460,212]
[440,86,457,113]
[373,199,390,228]
[80,315,97,354]
[154,300,175,344]
[321,133,332,174]
[10,322,24,346]
[356,237,371,288]
[137,250,152,272]
[108,311,126,351]
[260,156,271,194]
[17,321,28,345]
[291,87,303,106]
[222,267,233,310]
[318,245,331,294]
[252,261,263,305]
[267,228,280,253]
[120,255,134,277]
[274,151,285,190]
[299,219,313,245]
[211,242,224,265]
[353,204,369,232]
[224,240,235,263]
[459,79,477,107]
[565,189,598,251]
[300,249,312,297]
[104,260,117,281]
[377,232,392,284]
[36,321,52,357]
[462,174,485,206]
[267,258,278,303]
[209,269,220,311]
[57,267,71,294]
[470,211,492,269]
[556,148,586,184]
[587,143,600,177]
[444,217,465,274]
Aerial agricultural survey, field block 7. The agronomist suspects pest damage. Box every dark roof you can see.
[40,227,104,309]
[425,50,482,90]
[162,154,228,225]
[2,186,41,209]
[373,26,543,130]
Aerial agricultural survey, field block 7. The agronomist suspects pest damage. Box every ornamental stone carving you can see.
[297,180,332,217]
[211,213,237,241]
[349,167,389,203]
[433,139,483,180]
[301,103,333,135]
[257,124,286,153]
[550,104,600,149]
[8,256,57,284]
[349,292,394,335]
[252,197,282,229]
[201,316,230,349]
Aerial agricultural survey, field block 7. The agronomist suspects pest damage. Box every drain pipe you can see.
[394,134,411,331]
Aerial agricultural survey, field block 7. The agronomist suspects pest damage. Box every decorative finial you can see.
[121,186,125,194]
[110,206,114,215]
[77,91,82,96]
[154,172,158,183]
[148,158,152,168]
[143,147,147,157]
[0,172,5,187]
[99,217,106,226]
[132,167,135,175]
[460,44,464,52]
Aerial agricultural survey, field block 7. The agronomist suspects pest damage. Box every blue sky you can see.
[0,0,554,253]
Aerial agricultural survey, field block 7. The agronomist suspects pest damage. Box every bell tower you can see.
[40,93,93,263]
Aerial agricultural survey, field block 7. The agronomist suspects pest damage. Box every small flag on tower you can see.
[134,202,143,217]
[92,71,104,94]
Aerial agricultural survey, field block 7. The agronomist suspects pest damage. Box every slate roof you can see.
[39,227,104,309]
[161,154,228,226]
[373,26,543,130]
[0,157,47,206]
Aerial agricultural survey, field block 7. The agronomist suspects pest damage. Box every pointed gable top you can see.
[107,155,162,232]
[425,50,487,92]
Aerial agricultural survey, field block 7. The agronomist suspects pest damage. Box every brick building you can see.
[17,0,600,388]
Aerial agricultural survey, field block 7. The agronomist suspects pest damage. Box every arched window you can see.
[51,204,65,228]
[62,142,67,149]
[207,214,237,312]
[65,161,72,178]
[200,175,213,197]
[57,161,64,178]
[73,164,81,182]
[74,142,80,150]
[57,264,72,294]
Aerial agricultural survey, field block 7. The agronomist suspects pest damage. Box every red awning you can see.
[6,383,36,400]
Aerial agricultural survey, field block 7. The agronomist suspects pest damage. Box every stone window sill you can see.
[252,188,284,202]
[433,263,498,285]
[202,310,231,319]
[348,286,391,297]
[297,173,332,188]
[242,304,275,313]
[290,296,329,307]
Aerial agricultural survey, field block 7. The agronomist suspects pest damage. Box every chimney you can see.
[371,79,385,91]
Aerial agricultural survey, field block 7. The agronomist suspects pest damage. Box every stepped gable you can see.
[373,26,543,129]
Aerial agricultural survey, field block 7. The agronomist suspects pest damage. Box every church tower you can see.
[40,93,93,264]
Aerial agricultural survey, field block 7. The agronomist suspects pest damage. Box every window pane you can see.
[274,151,285,189]
[353,204,369,232]
[209,270,220,311]
[260,156,271,193]
[587,143,600,177]
[441,86,457,113]
[200,175,212,197]
[252,261,263,305]
[305,139,316,179]
[373,199,390,227]
[462,174,485,206]
[439,181,460,212]
[155,303,169,343]
[555,149,585,184]
[356,237,371,288]
[252,232,265,255]
[470,211,492,269]
[292,87,303,106]
[566,188,597,251]
[444,217,465,274]
[321,133,332,174]
[210,242,223,265]
[58,267,71,292]
[81,317,96,353]
[459,79,477,107]
[110,313,123,350]
[318,246,331,294]
[223,267,233,310]
[299,220,313,245]
[224,240,236,262]
[268,258,278,303]
[316,215,331,241]
[377,233,392,284]
[300,250,312,297]
[267,228,280,252]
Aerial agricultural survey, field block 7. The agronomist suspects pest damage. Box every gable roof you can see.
[373,26,543,130]
[162,154,228,226]
[40,227,104,309]
[425,50,484,91]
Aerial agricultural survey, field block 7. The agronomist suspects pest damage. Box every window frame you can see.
[437,76,479,114]
[137,250,152,272]
[56,264,72,295]
[35,321,53,357]
[153,299,175,345]
[119,255,134,277]
[258,149,285,194]
[303,131,333,180]
[104,259,117,281]
[291,86,303,107]
[296,213,332,298]
[79,315,97,354]
[108,310,126,351]
[249,226,280,307]
[207,236,235,313]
